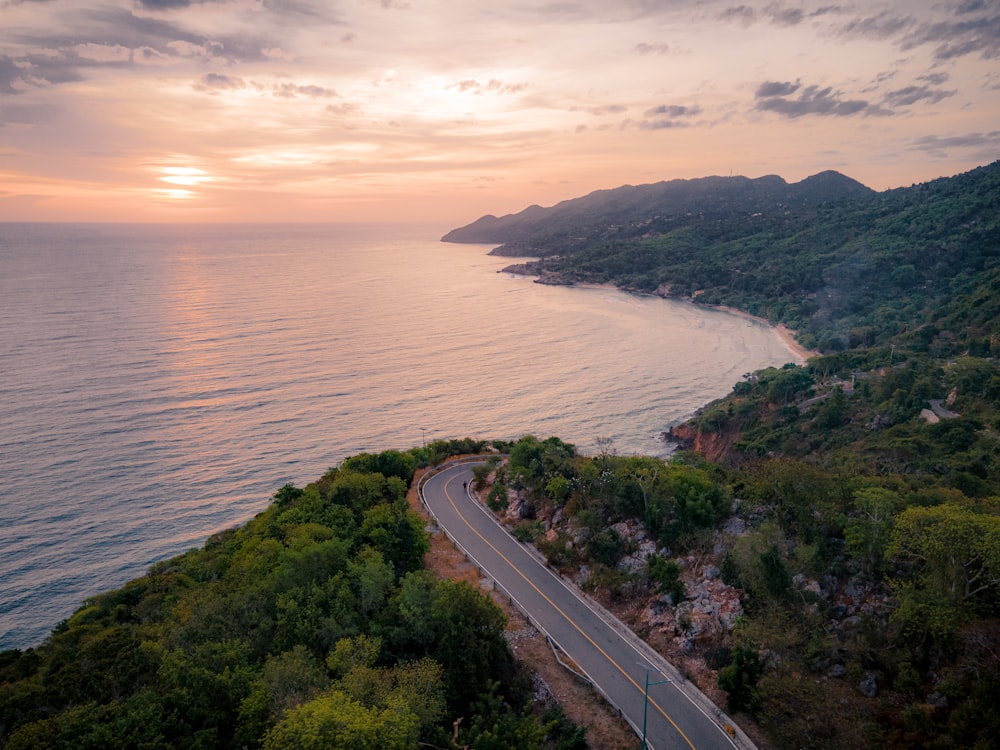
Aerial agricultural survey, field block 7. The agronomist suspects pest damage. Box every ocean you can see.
[0,222,799,650]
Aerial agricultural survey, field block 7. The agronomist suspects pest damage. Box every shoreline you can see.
[774,323,819,362]
[710,304,819,362]
[583,283,820,363]
[517,271,820,363]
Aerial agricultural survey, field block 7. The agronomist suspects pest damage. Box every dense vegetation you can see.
[5,162,997,749]
[443,161,1000,749]
[489,410,999,748]
[0,439,586,750]
[675,352,1000,747]
[445,162,1000,355]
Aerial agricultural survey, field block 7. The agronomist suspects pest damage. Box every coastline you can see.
[712,305,818,362]
[774,323,818,362]
[517,270,820,363]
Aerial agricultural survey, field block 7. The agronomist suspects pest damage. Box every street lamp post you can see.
[421,427,427,468]
[641,668,671,750]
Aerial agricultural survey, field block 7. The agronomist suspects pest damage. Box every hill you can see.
[442,171,874,247]
[445,163,1000,354]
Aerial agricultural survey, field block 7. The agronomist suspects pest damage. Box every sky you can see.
[1,0,998,225]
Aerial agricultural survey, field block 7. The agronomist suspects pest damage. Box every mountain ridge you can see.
[441,170,875,247]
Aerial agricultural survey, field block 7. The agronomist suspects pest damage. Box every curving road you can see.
[420,459,748,750]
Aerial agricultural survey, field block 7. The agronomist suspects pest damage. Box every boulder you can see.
[860,670,878,698]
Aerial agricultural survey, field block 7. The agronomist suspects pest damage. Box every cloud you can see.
[193,72,247,92]
[862,69,899,93]
[273,82,337,98]
[644,104,698,118]
[582,104,627,115]
[0,4,289,98]
[882,84,955,108]
[810,5,847,18]
[755,81,885,118]
[719,3,813,28]
[767,4,804,27]
[73,43,131,63]
[134,0,332,17]
[135,0,201,8]
[955,0,988,13]
[902,12,1000,60]
[918,72,950,86]
[449,79,527,95]
[0,51,84,94]
[326,102,360,115]
[0,56,24,94]
[193,73,337,99]
[836,11,914,41]
[756,80,800,98]
[15,6,273,66]
[834,4,999,62]
[719,5,756,27]
[633,42,671,55]
[165,40,222,59]
[910,131,1000,154]
[634,103,701,129]
[134,46,172,65]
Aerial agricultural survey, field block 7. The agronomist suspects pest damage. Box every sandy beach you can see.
[774,323,819,362]
[708,303,819,362]
[524,273,820,364]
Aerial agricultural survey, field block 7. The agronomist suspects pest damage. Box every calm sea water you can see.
[0,222,799,650]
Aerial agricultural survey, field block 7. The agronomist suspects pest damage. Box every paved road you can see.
[420,460,742,750]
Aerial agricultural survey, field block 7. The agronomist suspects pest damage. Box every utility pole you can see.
[641,668,671,750]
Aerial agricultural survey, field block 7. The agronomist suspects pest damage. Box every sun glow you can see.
[159,188,195,200]
[159,167,213,187]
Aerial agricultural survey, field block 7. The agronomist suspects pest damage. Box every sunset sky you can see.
[1,0,998,224]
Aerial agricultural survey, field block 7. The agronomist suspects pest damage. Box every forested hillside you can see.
[445,162,1000,355]
[440,161,1000,749]
[481,414,999,749]
[0,440,585,750]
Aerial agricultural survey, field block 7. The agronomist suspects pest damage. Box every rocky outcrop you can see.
[640,545,745,652]
[668,422,740,465]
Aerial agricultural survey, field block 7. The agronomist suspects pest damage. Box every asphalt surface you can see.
[421,460,740,750]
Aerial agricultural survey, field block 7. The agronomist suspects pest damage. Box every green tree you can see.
[717,645,763,713]
[386,570,439,656]
[360,502,429,576]
[430,580,511,711]
[646,555,686,602]
[888,503,1000,607]
[262,690,419,750]
[844,487,902,575]
[349,548,395,617]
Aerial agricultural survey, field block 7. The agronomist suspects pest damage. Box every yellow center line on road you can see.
[440,471,699,750]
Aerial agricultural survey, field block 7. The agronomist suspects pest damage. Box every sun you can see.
[159,167,213,187]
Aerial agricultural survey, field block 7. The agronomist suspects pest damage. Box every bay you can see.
[0,222,798,650]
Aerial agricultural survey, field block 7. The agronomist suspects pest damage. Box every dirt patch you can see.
[409,470,636,749]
